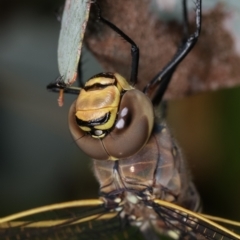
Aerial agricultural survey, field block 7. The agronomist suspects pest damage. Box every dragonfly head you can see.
[74,72,133,138]
[69,72,154,160]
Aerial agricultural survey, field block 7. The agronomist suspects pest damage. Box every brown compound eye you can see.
[68,89,154,160]
[102,89,154,159]
[68,101,110,160]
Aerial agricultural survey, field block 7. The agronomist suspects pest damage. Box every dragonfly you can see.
[0,0,240,239]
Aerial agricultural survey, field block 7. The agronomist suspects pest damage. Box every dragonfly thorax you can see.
[93,122,200,213]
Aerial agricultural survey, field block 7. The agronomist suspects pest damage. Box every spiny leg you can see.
[144,0,202,106]
[93,2,139,85]
[182,0,190,39]
[47,77,81,95]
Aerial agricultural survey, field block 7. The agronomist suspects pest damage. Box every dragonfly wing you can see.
[1,199,239,240]
[0,200,144,240]
[153,199,240,240]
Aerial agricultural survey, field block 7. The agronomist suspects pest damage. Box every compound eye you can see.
[68,101,110,160]
[69,89,154,160]
[102,89,154,158]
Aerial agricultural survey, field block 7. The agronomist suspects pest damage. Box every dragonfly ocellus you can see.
[0,0,240,239]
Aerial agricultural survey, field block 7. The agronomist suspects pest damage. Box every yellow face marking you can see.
[113,73,133,90]
[76,87,119,112]
[74,73,133,136]
[79,126,91,132]
[85,77,115,88]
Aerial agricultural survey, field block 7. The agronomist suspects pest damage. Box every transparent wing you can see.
[0,199,239,240]
[0,199,145,240]
[153,199,240,240]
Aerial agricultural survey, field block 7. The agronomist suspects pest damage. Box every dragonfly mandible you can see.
[0,0,240,239]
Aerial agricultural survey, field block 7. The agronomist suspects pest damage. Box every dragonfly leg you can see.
[143,0,202,105]
[47,76,81,95]
[93,2,139,85]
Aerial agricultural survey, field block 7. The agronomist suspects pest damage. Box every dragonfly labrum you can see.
[0,0,240,239]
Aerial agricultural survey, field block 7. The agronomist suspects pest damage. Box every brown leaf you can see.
[84,0,240,100]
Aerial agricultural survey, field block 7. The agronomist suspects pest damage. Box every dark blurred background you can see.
[0,0,239,225]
